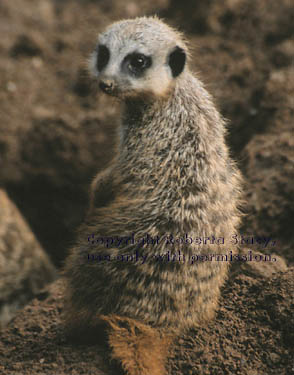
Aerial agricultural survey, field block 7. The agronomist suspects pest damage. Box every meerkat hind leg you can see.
[100,315,173,375]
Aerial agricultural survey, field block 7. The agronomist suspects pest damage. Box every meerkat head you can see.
[89,16,188,100]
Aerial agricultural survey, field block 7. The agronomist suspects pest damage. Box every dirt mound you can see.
[0,266,293,374]
[168,267,294,375]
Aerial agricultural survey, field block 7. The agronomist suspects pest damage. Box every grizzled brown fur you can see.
[63,16,243,375]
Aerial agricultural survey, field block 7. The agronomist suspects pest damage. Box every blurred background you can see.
[0,0,293,271]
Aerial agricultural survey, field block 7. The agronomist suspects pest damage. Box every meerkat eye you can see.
[96,45,110,72]
[125,53,152,75]
[130,54,146,69]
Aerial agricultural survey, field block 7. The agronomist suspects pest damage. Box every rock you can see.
[10,35,42,58]
[271,39,294,68]
[0,189,56,328]
[0,0,168,267]
[230,248,288,280]
[241,67,294,264]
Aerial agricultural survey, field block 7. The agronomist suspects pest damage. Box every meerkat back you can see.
[63,16,242,375]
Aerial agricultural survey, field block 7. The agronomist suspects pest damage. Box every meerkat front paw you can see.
[89,165,115,213]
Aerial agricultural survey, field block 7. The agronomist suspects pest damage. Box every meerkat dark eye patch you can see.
[96,45,110,72]
[123,53,152,76]
[168,46,186,77]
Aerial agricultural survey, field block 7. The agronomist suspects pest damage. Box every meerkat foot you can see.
[100,315,172,375]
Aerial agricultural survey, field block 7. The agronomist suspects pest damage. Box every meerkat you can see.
[63,16,242,375]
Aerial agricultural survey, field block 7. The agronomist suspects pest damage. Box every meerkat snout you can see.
[99,79,115,94]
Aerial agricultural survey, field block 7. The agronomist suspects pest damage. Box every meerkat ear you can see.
[168,46,186,77]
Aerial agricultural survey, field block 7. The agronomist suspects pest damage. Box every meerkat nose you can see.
[99,80,114,93]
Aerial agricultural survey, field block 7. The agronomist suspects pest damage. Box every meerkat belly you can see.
[78,220,229,330]
[108,255,226,329]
